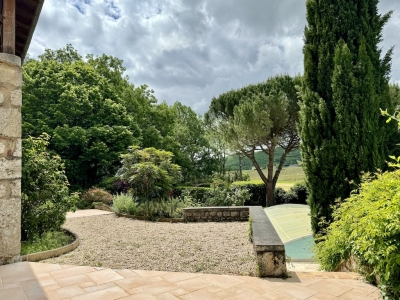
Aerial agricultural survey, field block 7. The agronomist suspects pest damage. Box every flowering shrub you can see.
[81,187,113,205]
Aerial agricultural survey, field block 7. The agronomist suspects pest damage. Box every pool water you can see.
[285,235,315,260]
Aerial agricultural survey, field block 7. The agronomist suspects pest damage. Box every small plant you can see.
[20,231,74,255]
[204,186,250,206]
[81,188,113,205]
[248,217,253,242]
[112,193,138,215]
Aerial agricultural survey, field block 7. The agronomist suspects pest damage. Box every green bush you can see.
[289,182,308,204]
[315,171,400,299]
[81,187,113,205]
[97,177,118,193]
[21,231,74,255]
[21,134,79,241]
[232,181,266,206]
[274,187,287,205]
[173,186,211,203]
[112,193,138,215]
[203,186,250,206]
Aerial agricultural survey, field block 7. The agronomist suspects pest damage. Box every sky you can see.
[29,0,400,114]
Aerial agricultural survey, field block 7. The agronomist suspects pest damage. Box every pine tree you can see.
[298,0,394,235]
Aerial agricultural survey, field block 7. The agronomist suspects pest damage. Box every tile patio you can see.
[0,262,381,300]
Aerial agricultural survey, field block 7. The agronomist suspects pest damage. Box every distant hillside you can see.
[225,148,301,171]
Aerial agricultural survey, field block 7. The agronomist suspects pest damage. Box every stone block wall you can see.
[183,207,249,222]
[0,54,22,265]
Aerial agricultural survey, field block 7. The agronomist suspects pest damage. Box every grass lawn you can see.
[243,166,305,190]
[21,231,74,255]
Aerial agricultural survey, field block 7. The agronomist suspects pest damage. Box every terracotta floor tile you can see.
[0,286,27,300]
[201,274,246,289]
[236,279,284,294]
[115,276,160,290]
[50,266,96,279]
[61,265,77,269]
[56,274,93,287]
[306,292,336,300]
[70,286,129,300]
[83,282,116,293]
[118,291,159,299]
[45,284,86,300]
[160,271,202,283]
[174,277,214,292]
[116,269,139,278]
[86,268,124,284]
[262,290,297,300]
[29,262,63,274]
[21,278,42,290]
[133,270,168,278]
[215,286,254,298]
[24,286,47,300]
[43,283,61,291]
[168,287,190,296]
[1,272,36,285]
[275,284,319,299]
[14,262,34,273]
[2,281,22,290]
[339,288,380,300]
[180,289,223,300]
[307,280,353,297]
[141,279,179,295]
[155,292,181,300]
[79,282,96,289]
[0,264,17,277]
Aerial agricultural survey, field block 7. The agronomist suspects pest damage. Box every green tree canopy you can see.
[298,0,395,234]
[206,75,301,206]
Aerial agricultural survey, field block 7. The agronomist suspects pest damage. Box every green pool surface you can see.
[264,204,315,261]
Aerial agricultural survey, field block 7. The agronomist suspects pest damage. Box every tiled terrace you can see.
[0,262,380,300]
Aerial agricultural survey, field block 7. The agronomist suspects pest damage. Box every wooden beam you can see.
[2,0,15,54]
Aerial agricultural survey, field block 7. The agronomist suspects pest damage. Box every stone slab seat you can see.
[182,206,287,277]
[249,206,287,277]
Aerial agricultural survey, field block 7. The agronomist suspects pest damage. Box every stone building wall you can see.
[0,53,22,265]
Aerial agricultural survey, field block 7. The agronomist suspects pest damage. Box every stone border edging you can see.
[21,229,80,262]
[115,212,184,223]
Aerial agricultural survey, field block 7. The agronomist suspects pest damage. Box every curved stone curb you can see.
[115,212,183,223]
[21,229,80,262]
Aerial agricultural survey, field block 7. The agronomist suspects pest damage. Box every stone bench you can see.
[182,206,287,277]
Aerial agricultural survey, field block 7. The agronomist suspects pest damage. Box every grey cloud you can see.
[29,0,400,114]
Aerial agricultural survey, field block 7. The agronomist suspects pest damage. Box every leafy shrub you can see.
[117,147,182,202]
[97,177,118,193]
[274,187,287,205]
[113,178,131,194]
[289,182,308,204]
[112,193,138,215]
[22,134,79,241]
[203,186,250,206]
[232,181,266,206]
[81,188,113,205]
[172,186,211,203]
[315,171,400,299]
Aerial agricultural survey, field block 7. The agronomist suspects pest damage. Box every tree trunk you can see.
[266,147,275,207]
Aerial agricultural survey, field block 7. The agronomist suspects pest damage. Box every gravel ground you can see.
[42,214,257,276]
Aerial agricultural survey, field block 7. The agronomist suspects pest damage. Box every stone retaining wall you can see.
[183,207,249,222]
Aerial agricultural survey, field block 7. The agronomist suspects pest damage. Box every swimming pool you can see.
[285,235,315,261]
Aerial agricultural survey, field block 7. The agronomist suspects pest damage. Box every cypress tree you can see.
[298,0,394,235]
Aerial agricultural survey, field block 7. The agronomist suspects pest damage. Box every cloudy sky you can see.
[28,0,400,114]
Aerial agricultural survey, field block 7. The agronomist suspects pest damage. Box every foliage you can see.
[20,231,74,255]
[298,0,395,235]
[203,186,250,207]
[112,193,138,215]
[314,170,400,299]
[206,75,302,206]
[81,188,113,205]
[117,147,182,202]
[21,134,78,241]
[22,45,141,190]
[289,182,309,204]
[273,187,287,205]
[232,181,266,206]
[173,186,211,203]
[171,102,220,183]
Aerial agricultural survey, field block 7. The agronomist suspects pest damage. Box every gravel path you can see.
[42,214,257,276]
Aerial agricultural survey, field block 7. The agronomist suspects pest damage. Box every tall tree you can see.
[298,0,395,235]
[207,75,301,206]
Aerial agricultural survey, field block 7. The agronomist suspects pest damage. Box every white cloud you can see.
[29,0,400,114]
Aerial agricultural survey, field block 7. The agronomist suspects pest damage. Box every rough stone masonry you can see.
[0,53,22,265]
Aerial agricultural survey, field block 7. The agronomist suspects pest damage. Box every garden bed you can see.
[41,214,256,276]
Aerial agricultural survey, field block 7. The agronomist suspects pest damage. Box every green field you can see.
[242,166,305,190]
